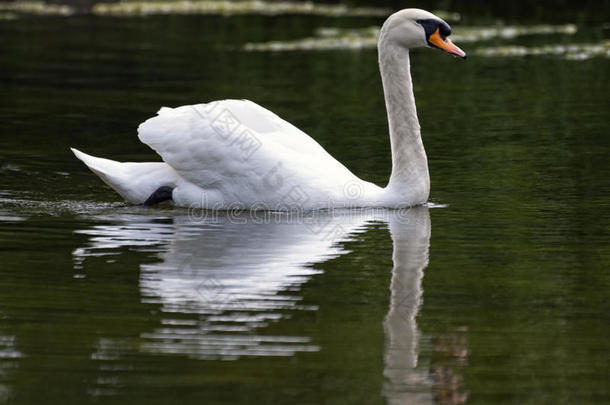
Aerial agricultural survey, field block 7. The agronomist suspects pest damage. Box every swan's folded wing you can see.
[137,99,353,190]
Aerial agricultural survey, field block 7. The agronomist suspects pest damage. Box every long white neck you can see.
[379,41,430,205]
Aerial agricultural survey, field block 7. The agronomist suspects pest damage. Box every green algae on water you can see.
[244,24,578,52]
[0,2,460,20]
[92,0,390,17]
[475,40,610,60]
[0,1,74,16]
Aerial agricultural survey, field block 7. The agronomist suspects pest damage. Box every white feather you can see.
[134,99,381,209]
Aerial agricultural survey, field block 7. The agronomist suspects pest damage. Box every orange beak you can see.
[428,27,466,59]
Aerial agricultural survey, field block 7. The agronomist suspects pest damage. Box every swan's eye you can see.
[439,22,451,38]
[417,19,451,42]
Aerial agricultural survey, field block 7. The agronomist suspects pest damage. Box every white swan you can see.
[71,9,465,210]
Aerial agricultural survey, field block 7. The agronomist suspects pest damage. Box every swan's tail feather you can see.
[70,148,180,204]
[71,148,126,183]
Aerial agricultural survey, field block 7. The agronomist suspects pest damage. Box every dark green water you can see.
[1,13,609,405]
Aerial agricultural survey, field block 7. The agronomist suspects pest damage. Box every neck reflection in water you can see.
[73,206,458,401]
[383,206,432,403]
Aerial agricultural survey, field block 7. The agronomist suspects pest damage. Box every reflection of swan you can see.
[383,206,433,403]
[383,207,468,404]
[70,9,465,209]
[73,206,472,399]
[75,209,386,359]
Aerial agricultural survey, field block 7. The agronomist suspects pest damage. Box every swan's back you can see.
[137,100,374,208]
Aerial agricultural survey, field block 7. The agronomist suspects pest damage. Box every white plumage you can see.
[138,100,382,209]
[72,9,465,210]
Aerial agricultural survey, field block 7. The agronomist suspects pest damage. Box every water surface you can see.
[0,12,609,405]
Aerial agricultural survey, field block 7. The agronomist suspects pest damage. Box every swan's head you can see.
[380,8,466,59]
